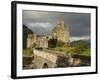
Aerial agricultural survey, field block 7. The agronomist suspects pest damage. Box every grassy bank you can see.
[23,48,33,57]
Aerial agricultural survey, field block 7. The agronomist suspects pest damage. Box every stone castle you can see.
[24,20,70,49]
[52,20,70,43]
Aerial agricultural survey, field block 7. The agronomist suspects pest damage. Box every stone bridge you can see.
[32,49,74,69]
[33,49,58,68]
[32,49,90,69]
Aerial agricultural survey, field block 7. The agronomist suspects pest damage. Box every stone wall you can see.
[36,36,48,48]
[27,34,34,48]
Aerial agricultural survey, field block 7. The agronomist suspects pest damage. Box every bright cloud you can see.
[27,22,52,28]
[70,36,90,42]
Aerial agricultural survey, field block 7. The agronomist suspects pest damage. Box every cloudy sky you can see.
[23,10,91,42]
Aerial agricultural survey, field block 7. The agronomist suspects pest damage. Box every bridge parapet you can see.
[34,49,57,63]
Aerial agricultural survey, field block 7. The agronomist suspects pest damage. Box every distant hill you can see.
[70,40,90,48]
[70,40,91,56]
[23,25,34,49]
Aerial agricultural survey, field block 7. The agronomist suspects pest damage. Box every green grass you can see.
[49,46,90,57]
[52,47,67,51]
[23,48,33,57]
[49,46,76,54]
[80,48,90,56]
[73,48,90,57]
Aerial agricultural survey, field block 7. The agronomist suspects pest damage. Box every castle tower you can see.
[27,34,34,48]
[60,20,65,28]
[52,20,70,44]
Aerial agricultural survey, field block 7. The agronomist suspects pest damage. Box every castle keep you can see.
[52,20,70,44]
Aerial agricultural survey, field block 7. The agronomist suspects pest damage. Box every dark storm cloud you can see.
[23,10,90,41]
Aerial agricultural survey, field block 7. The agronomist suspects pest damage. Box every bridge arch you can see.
[42,63,48,68]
